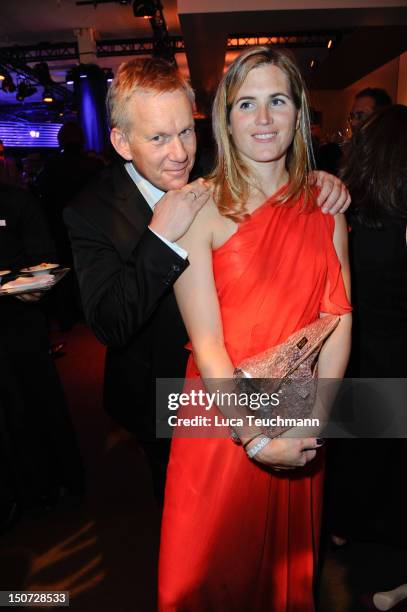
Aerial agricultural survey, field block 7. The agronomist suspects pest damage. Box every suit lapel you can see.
[112,163,153,228]
[107,163,154,261]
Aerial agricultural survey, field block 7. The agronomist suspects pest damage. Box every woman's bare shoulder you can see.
[178,187,220,249]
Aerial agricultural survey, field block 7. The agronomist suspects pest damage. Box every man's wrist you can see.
[148,227,188,259]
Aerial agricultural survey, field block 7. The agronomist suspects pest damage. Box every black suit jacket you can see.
[63,162,189,437]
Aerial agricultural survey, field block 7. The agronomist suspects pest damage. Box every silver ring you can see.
[188,190,197,200]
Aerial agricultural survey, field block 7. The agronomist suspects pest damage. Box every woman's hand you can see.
[247,436,322,470]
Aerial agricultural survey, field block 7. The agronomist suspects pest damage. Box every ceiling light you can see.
[78,65,88,79]
[66,69,74,85]
[0,68,11,82]
[327,39,333,49]
[1,75,16,93]
[43,89,55,103]
[132,1,156,18]
[104,68,114,83]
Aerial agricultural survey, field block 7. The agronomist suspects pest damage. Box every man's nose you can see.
[169,137,188,162]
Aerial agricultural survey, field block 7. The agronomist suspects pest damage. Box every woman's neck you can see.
[246,161,289,210]
[260,160,288,194]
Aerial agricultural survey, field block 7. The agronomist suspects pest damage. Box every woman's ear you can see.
[110,128,132,161]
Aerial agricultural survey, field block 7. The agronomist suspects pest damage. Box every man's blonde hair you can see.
[107,57,195,133]
[210,46,315,220]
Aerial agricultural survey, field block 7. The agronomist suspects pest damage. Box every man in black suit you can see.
[64,58,350,500]
[64,59,210,499]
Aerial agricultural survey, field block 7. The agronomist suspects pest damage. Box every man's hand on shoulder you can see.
[149,178,210,243]
[311,170,351,215]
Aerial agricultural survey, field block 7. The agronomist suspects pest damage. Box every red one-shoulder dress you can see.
[159,193,351,611]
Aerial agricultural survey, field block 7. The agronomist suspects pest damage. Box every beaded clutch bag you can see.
[233,315,340,438]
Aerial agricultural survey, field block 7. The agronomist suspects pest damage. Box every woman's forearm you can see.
[193,341,235,379]
[193,341,263,442]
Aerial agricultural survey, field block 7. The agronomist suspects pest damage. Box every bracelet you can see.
[230,429,241,445]
[246,435,272,459]
[243,433,262,450]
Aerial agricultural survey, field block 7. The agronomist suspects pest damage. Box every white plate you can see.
[1,274,55,293]
[20,263,59,275]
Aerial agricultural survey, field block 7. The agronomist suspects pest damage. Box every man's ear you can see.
[110,128,132,161]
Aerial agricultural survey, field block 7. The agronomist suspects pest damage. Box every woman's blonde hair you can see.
[210,46,315,220]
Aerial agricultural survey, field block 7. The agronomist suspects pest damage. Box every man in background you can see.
[349,87,392,133]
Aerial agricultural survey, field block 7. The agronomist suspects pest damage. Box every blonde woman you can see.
[159,47,352,611]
